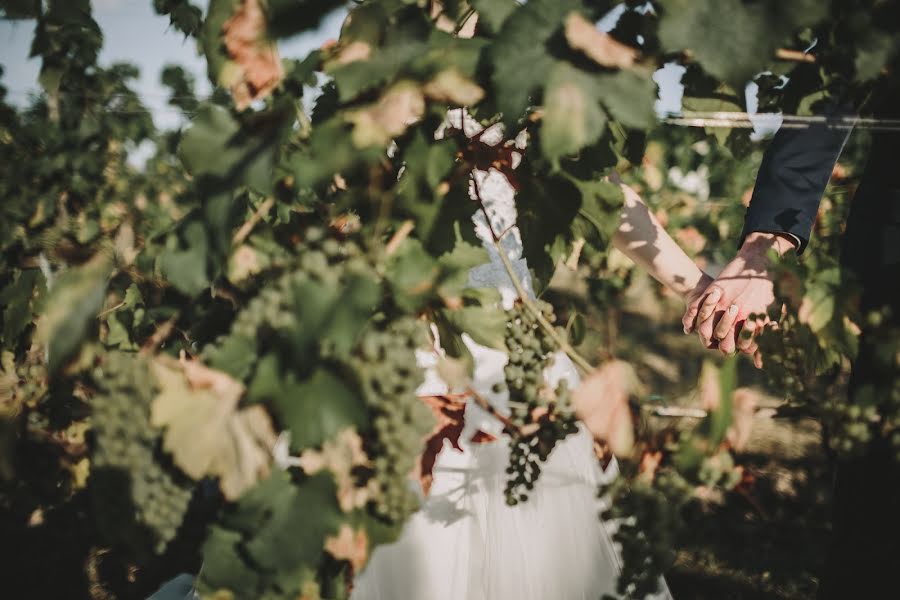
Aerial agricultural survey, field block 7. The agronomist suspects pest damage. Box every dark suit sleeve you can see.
[740,116,852,254]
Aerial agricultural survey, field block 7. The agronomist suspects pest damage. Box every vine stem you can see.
[469,173,594,375]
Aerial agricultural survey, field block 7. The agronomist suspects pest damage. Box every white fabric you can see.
[352,111,673,600]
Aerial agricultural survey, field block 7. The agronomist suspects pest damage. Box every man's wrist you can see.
[740,231,798,260]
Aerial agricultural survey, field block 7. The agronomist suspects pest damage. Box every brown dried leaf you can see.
[573,359,641,456]
[150,355,277,500]
[418,395,466,496]
[297,428,374,512]
[222,0,285,110]
[324,524,369,573]
[564,13,639,69]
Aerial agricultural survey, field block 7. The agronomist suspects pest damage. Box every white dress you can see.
[351,111,673,600]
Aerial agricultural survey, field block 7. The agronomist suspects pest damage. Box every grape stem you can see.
[232,197,274,246]
[139,314,179,356]
[470,174,594,375]
[465,387,518,432]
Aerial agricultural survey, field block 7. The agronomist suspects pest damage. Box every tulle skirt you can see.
[352,422,672,600]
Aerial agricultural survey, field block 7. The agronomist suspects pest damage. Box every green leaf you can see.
[658,0,827,88]
[572,178,626,245]
[799,284,835,333]
[198,526,262,598]
[266,0,346,39]
[39,254,112,373]
[707,356,736,447]
[203,472,341,597]
[159,221,210,297]
[281,273,381,361]
[436,238,488,301]
[1,0,40,19]
[105,312,135,349]
[328,21,430,102]
[386,239,439,313]
[470,0,519,34]
[596,71,657,130]
[515,172,582,292]
[207,333,258,381]
[272,367,367,450]
[441,306,507,351]
[241,473,340,576]
[566,312,586,346]
[854,30,898,81]
[122,283,143,310]
[0,269,43,349]
[541,62,608,162]
[490,0,581,124]
[682,95,743,114]
[199,0,240,89]
[178,104,278,194]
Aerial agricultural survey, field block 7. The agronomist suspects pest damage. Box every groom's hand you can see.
[682,232,796,363]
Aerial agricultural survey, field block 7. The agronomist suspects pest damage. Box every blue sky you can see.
[1,0,346,129]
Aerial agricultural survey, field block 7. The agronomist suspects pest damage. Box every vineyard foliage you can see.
[0,1,898,599]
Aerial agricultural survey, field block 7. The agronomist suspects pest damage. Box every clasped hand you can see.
[682,232,795,368]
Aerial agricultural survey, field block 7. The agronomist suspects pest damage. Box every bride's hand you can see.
[682,272,716,321]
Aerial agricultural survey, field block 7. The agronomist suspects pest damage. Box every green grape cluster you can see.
[502,301,579,506]
[823,396,877,457]
[352,318,434,522]
[208,226,368,359]
[600,470,692,600]
[90,352,193,556]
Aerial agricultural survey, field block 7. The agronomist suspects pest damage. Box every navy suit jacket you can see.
[741,82,900,304]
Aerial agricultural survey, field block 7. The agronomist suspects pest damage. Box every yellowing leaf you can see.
[423,69,485,106]
[698,359,720,411]
[727,387,759,452]
[324,524,369,573]
[564,13,639,69]
[330,40,371,66]
[798,286,834,333]
[150,355,277,500]
[227,244,267,285]
[297,428,374,512]
[347,81,425,148]
[222,0,285,110]
[573,360,641,456]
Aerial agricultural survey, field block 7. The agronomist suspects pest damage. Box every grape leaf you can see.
[38,253,112,373]
[271,366,367,451]
[150,355,278,500]
[241,472,340,577]
[596,70,657,130]
[469,0,518,34]
[490,0,581,124]
[0,268,43,349]
[198,526,262,598]
[178,104,278,194]
[441,306,507,351]
[658,0,827,88]
[541,62,608,162]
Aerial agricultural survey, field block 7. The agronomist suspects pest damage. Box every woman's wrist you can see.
[681,271,714,302]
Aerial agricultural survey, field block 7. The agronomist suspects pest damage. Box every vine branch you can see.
[469,173,594,374]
